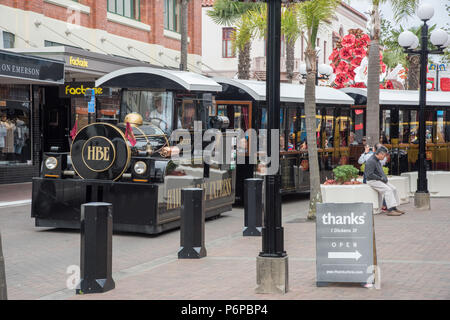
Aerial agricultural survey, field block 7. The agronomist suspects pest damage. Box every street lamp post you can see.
[255,0,288,294]
[398,3,449,209]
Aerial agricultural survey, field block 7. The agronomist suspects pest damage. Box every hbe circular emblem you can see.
[81,136,116,172]
[71,123,130,181]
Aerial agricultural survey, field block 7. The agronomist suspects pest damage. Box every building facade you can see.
[0,0,203,71]
[0,0,204,184]
[201,1,368,81]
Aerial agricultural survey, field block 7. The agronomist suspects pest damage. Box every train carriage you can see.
[212,78,355,202]
[31,67,235,234]
[341,88,450,175]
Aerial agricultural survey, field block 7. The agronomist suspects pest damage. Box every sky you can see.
[348,0,449,30]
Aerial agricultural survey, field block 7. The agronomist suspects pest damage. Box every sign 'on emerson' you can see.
[316,203,374,286]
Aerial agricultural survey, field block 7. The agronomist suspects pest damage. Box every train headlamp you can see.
[134,161,147,175]
[45,157,58,170]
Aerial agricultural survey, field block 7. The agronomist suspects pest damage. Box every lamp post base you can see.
[414,191,430,210]
[255,255,289,294]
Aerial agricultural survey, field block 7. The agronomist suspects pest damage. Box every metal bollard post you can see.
[243,178,263,236]
[77,202,115,294]
[0,231,7,300]
[178,188,207,259]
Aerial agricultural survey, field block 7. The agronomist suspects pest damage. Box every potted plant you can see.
[324,165,362,185]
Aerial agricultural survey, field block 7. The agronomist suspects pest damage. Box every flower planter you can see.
[320,184,380,212]
[401,171,450,197]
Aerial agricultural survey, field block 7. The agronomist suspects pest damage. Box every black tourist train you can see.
[31,67,235,234]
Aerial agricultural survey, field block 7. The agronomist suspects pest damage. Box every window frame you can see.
[2,31,15,49]
[222,28,236,58]
[107,0,141,21]
[164,0,182,33]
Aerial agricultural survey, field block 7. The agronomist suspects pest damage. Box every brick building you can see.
[0,0,203,184]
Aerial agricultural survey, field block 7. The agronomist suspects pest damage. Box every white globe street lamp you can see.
[430,29,449,47]
[397,2,447,209]
[398,31,416,48]
[299,63,307,76]
[409,35,420,50]
[417,2,434,21]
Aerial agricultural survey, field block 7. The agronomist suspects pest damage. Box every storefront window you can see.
[121,90,175,134]
[0,85,31,166]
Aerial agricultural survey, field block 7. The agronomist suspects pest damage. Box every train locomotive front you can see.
[31,111,235,234]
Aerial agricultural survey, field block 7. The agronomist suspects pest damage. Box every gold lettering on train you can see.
[166,178,233,210]
[87,146,110,161]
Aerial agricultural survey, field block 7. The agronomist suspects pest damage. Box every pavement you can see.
[0,182,449,300]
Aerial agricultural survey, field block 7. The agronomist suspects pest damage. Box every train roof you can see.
[95,67,223,92]
[214,78,355,105]
[341,87,450,106]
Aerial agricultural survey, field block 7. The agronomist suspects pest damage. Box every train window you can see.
[436,110,445,143]
[323,109,334,148]
[351,108,365,144]
[217,104,250,131]
[122,90,175,135]
[410,110,419,143]
[381,109,391,144]
[338,110,350,147]
[425,110,434,143]
[178,99,196,130]
[399,109,410,143]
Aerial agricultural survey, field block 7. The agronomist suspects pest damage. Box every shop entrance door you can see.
[41,86,71,152]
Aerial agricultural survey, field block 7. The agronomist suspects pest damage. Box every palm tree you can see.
[366,0,418,146]
[180,0,189,71]
[298,0,340,220]
[282,4,302,83]
[207,0,262,79]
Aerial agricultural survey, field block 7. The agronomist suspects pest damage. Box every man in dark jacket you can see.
[365,146,405,216]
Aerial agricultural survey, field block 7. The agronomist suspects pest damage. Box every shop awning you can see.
[341,87,450,106]
[214,78,355,104]
[95,67,222,92]
[0,50,64,85]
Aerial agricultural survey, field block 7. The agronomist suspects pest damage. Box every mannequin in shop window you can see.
[1,115,16,161]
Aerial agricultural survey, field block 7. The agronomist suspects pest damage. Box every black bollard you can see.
[77,202,115,294]
[243,178,263,236]
[178,188,207,259]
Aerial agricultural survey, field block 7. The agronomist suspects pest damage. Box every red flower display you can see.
[329,28,388,89]
[339,47,353,60]
[351,57,363,68]
[335,73,348,85]
[336,60,349,73]
[350,82,366,88]
[353,48,365,58]
[341,34,356,47]
[384,80,394,89]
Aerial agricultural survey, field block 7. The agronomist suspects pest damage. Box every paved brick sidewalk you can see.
[0,182,32,204]
[67,198,450,300]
